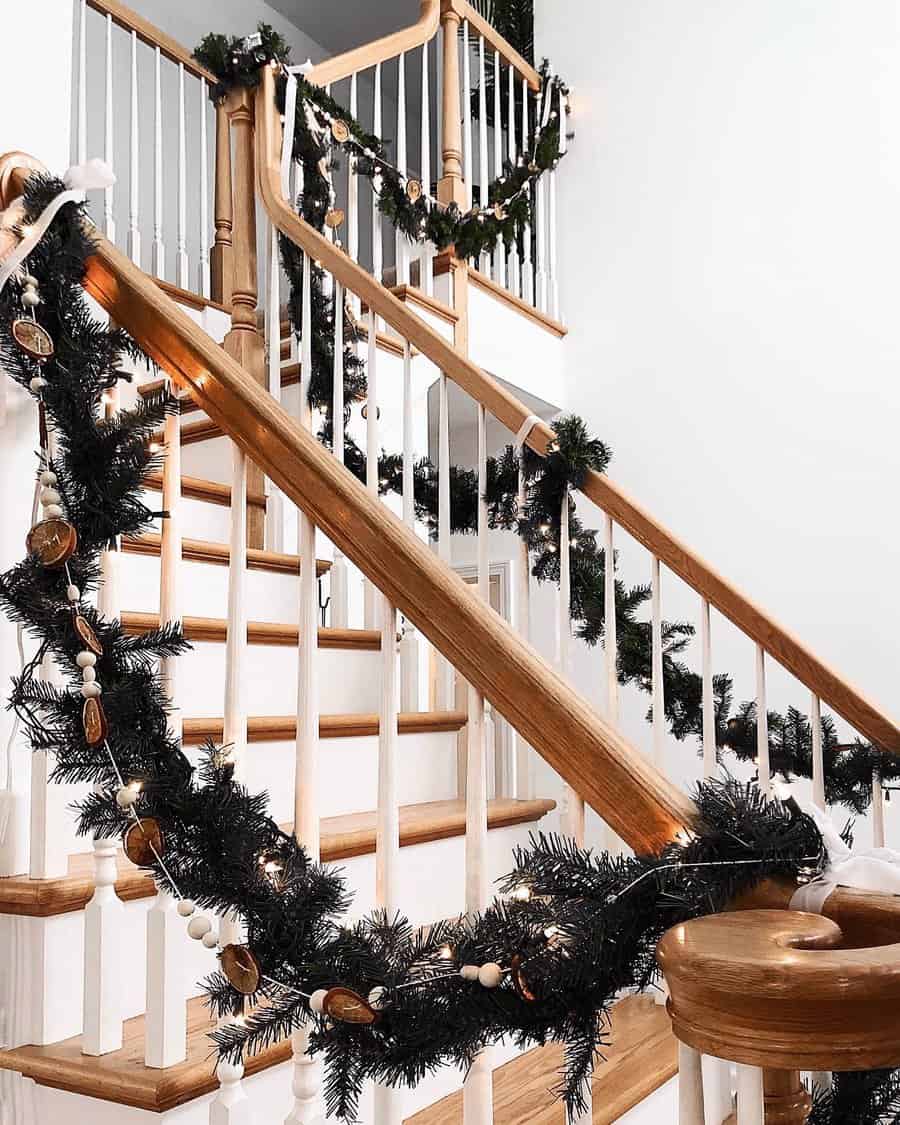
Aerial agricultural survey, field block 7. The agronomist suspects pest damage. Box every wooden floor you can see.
[405,995,677,1125]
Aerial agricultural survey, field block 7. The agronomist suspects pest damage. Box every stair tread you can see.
[182,711,469,744]
[143,472,266,510]
[122,610,378,648]
[0,990,663,1117]
[0,798,552,920]
[122,533,331,577]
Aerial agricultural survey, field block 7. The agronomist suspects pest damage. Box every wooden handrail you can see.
[305,0,440,89]
[85,0,217,84]
[444,0,541,89]
[256,65,899,756]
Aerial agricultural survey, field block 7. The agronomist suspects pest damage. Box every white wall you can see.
[535,0,899,729]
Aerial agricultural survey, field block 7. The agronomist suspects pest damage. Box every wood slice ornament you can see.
[331,119,350,144]
[124,816,164,865]
[220,944,262,995]
[26,518,77,568]
[493,202,507,221]
[322,986,378,1025]
[12,318,54,361]
[405,178,423,203]
[74,614,103,656]
[325,207,345,229]
[82,696,108,747]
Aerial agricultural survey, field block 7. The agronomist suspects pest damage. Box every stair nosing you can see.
[121,534,330,577]
[142,472,266,510]
[121,610,378,649]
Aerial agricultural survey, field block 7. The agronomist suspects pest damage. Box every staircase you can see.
[0,2,898,1125]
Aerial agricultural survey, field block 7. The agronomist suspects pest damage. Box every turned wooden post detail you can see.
[437,5,468,207]
[762,1070,811,1125]
[210,101,234,307]
[222,86,266,550]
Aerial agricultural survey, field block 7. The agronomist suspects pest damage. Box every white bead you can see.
[82,665,96,682]
[116,785,138,809]
[187,915,212,940]
[67,585,81,603]
[39,470,56,486]
[460,965,480,982]
[21,291,40,308]
[41,488,61,507]
[202,930,220,949]
[478,963,503,989]
[29,376,46,392]
[368,986,386,1010]
[309,988,328,1014]
[44,504,63,519]
[81,682,102,699]
[177,899,196,917]
[23,274,38,288]
[76,651,96,669]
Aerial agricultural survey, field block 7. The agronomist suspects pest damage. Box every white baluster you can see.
[77,0,87,166]
[286,249,321,1124]
[402,339,414,527]
[678,1043,706,1125]
[396,52,409,286]
[506,64,520,297]
[104,14,115,244]
[347,72,359,271]
[651,556,665,771]
[436,373,453,710]
[560,490,583,840]
[534,170,547,312]
[330,278,348,627]
[701,598,716,778]
[400,624,420,712]
[199,81,211,297]
[477,37,489,274]
[420,43,433,294]
[128,31,140,266]
[462,21,473,210]
[176,64,189,290]
[548,84,565,321]
[735,1064,765,1125]
[146,384,186,1068]
[755,645,770,798]
[83,531,123,1056]
[604,515,619,724]
[512,428,531,798]
[29,651,66,879]
[492,51,506,289]
[372,61,383,289]
[872,769,885,848]
[811,693,825,809]
[153,47,165,278]
[364,309,379,629]
[264,222,285,554]
[521,77,534,306]
[701,1054,734,1125]
[211,1056,252,1125]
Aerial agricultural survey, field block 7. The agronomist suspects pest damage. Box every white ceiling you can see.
[269,0,419,56]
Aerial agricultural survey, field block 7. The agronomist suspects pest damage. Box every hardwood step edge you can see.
[121,534,330,577]
[143,472,266,510]
[182,711,469,745]
[0,798,555,920]
[122,610,378,649]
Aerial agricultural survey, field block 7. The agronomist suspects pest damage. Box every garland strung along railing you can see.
[196,25,898,817]
[1,166,899,1125]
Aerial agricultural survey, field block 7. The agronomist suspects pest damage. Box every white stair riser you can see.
[138,491,236,545]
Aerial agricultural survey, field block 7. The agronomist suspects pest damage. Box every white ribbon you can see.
[789,790,900,911]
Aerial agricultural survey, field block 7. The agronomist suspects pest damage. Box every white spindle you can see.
[396,52,408,286]
[330,280,349,627]
[755,645,770,797]
[701,1055,734,1125]
[176,64,189,289]
[678,1043,706,1125]
[548,84,565,321]
[78,0,87,166]
[512,430,531,798]
[420,43,433,295]
[477,37,489,273]
[506,64,520,297]
[811,693,824,809]
[534,170,547,312]
[128,31,141,265]
[146,386,186,1069]
[199,83,211,297]
[286,251,321,1124]
[347,73,359,270]
[402,340,414,527]
[223,445,248,773]
[153,47,165,278]
[364,310,379,629]
[651,556,665,771]
[104,14,115,244]
[462,21,473,209]
[492,51,506,289]
[735,1064,765,1125]
[435,373,453,710]
[29,651,66,879]
[873,769,885,848]
[476,406,488,602]
[521,77,534,306]
[400,623,420,712]
[560,491,583,841]
[701,598,716,778]
[372,62,383,288]
[83,535,123,1057]
[604,515,619,723]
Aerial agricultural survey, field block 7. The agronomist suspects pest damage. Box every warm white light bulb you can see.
[512,884,531,902]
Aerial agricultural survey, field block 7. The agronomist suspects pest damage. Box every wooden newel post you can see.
[210,101,234,307]
[222,86,266,550]
[437,6,468,207]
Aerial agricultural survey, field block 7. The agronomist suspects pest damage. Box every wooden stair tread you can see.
[150,416,222,446]
[0,989,658,1116]
[405,995,676,1125]
[122,533,330,577]
[122,610,377,648]
[143,472,266,510]
[0,798,554,920]
[182,711,469,744]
